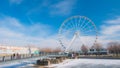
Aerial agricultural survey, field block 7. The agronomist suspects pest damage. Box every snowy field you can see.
[49,59,120,68]
[0,56,47,68]
[0,58,120,68]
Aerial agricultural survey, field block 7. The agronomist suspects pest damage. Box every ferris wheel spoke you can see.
[81,33,95,37]
[81,20,91,30]
[63,25,69,31]
[83,30,96,34]
[75,16,79,30]
[72,18,77,30]
[71,20,76,30]
[73,16,78,30]
[81,25,94,32]
[80,17,86,30]
[68,18,74,30]
[70,19,75,30]
[61,28,74,34]
[77,17,82,29]
[83,23,93,30]
[68,23,73,29]
[65,21,74,30]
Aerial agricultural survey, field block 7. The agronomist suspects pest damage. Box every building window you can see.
[90,49,94,51]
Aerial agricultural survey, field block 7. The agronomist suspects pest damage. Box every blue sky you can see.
[0,0,120,48]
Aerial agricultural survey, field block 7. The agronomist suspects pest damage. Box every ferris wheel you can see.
[58,16,98,52]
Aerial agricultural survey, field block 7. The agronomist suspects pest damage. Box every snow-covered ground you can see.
[0,58,120,68]
[49,59,120,68]
[0,56,45,68]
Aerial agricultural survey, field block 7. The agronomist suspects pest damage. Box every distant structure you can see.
[88,48,108,55]
[0,45,39,54]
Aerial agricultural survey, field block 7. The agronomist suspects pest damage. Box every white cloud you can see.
[0,16,23,28]
[0,16,60,48]
[28,23,52,37]
[0,16,25,39]
[9,0,23,5]
[104,17,120,24]
[26,0,50,16]
[50,0,76,16]
[101,25,120,35]
[101,17,120,37]
[101,17,120,36]
[0,27,24,38]
[98,16,120,46]
[27,0,77,17]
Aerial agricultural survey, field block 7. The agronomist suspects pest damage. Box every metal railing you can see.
[0,53,67,62]
[0,54,42,62]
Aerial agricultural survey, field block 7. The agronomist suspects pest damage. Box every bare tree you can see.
[53,47,62,53]
[40,47,52,53]
[81,44,88,55]
[107,45,114,54]
[107,41,120,56]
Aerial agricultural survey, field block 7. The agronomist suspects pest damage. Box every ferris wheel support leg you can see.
[65,33,77,52]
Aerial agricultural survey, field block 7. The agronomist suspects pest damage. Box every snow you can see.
[49,59,120,68]
[0,58,120,68]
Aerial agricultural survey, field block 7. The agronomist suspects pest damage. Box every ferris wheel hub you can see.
[75,31,80,37]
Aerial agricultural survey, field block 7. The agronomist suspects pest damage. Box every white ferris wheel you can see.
[58,16,98,52]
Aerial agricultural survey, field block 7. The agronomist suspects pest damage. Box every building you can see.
[0,45,39,55]
[88,48,108,55]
